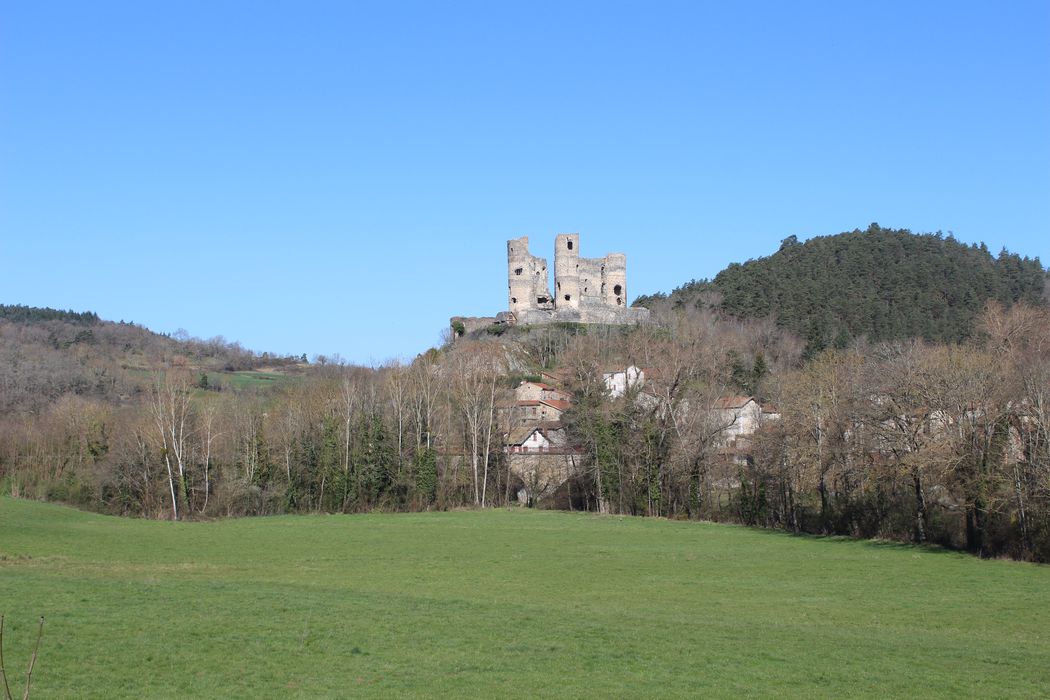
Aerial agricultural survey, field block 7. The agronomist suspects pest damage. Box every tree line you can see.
[555,302,1050,561]
[2,276,1050,562]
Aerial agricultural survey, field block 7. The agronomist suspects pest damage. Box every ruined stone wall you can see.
[509,452,579,503]
[553,233,581,309]
[449,316,497,337]
[451,232,650,332]
[603,253,627,307]
[553,233,630,309]
[507,237,553,313]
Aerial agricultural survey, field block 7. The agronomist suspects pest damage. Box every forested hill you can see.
[0,304,304,414]
[0,304,100,324]
[636,224,1047,351]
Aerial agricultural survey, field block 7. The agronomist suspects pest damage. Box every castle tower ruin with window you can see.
[451,233,649,337]
[509,234,650,326]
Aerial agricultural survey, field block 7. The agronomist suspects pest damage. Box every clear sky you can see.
[2,1,1048,363]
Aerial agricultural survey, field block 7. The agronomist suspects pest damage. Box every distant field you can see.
[1,498,1048,698]
[122,367,300,391]
[212,369,301,390]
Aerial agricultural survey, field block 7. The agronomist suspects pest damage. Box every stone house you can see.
[514,381,572,404]
[505,423,570,454]
[512,398,571,424]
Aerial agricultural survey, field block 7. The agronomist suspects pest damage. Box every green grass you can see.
[1,498,1048,698]
[121,367,299,392]
[210,370,300,390]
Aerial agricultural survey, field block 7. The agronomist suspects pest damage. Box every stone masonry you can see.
[506,234,650,326]
[450,234,650,338]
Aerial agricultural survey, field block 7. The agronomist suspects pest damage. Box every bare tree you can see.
[450,343,506,506]
[198,401,220,515]
[149,371,193,520]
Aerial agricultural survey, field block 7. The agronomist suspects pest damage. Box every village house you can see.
[504,423,571,454]
[514,380,572,404]
[504,422,583,505]
[711,396,780,440]
[511,398,572,424]
[603,365,645,398]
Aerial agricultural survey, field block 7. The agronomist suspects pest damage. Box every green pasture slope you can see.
[1,498,1048,698]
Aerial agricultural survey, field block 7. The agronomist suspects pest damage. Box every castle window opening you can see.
[492,234,650,327]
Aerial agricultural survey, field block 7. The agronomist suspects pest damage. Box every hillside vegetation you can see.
[0,304,304,414]
[636,224,1047,353]
[2,497,1049,698]
[3,233,1050,563]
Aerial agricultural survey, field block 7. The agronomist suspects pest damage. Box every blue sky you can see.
[2,1,1048,363]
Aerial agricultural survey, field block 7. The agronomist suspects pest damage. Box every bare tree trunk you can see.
[341,372,357,512]
[199,405,218,515]
[150,375,191,521]
[480,372,497,507]
[913,471,927,544]
[1013,461,1030,553]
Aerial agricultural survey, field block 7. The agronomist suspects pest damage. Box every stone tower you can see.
[553,233,580,309]
[507,233,649,326]
[507,236,553,314]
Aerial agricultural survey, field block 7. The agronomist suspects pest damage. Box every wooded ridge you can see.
[635,224,1047,356]
[2,227,1050,562]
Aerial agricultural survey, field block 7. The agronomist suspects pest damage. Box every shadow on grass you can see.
[740,524,973,559]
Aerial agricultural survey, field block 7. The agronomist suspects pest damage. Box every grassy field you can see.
[122,367,300,393]
[1,498,1048,698]
[217,370,301,390]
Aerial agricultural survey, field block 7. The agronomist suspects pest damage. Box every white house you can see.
[603,365,645,398]
[505,424,570,453]
[710,396,779,440]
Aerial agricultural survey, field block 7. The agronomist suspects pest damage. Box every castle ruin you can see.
[509,234,650,325]
[452,234,650,335]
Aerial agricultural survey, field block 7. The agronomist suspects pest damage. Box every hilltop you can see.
[636,224,1047,354]
[0,304,305,414]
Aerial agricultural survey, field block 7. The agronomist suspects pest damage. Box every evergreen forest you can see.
[636,224,1047,355]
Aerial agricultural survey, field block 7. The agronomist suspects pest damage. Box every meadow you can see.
[1,496,1048,698]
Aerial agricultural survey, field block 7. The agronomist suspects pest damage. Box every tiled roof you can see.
[519,381,556,390]
[539,399,572,412]
[712,396,755,410]
[507,426,542,445]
